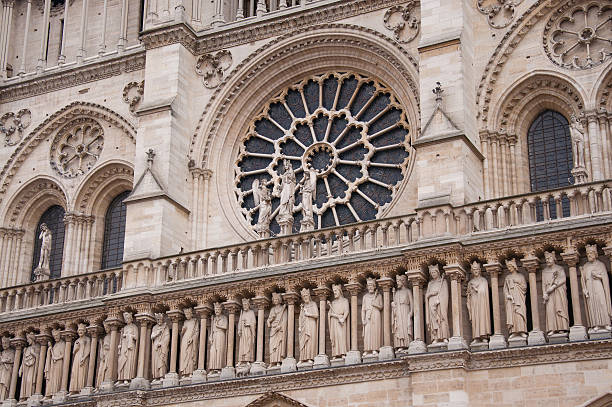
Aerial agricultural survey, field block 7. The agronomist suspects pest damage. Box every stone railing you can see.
[0,268,121,315]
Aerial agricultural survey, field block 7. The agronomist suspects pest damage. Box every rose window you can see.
[545,3,612,70]
[235,72,412,236]
[50,118,104,178]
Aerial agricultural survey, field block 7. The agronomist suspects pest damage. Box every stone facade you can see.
[0,0,611,406]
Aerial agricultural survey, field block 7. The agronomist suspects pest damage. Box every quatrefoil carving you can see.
[383,2,420,44]
[0,109,31,146]
[195,50,233,89]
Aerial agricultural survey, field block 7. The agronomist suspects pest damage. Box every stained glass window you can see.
[101,191,130,269]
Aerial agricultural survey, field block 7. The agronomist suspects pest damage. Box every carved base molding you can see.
[56,340,611,407]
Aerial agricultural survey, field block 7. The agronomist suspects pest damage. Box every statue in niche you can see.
[252,179,272,238]
[504,259,528,338]
[19,332,39,400]
[542,251,569,335]
[299,169,317,232]
[362,278,383,355]
[96,323,111,387]
[425,264,450,343]
[208,303,227,371]
[466,261,491,344]
[151,313,170,380]
[267,293,287,365]
[392,274,413,350]
[570,115,586,169]
[298,288,318,362]
[276,159,296,227]
[237,298,256,365]
[0,337,15,401]
[580,244,612,331]
[327,284,349,358]
[34,223,52,281]
[69,323,90,393]
[179,308,199,376]
[45,328,64,396]
[117,312,138,383]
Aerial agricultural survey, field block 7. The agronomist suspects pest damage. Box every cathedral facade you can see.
[0,0,611,406]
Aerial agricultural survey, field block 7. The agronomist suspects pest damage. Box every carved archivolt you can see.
[544,2,612,70]
[0,109,31,146]
[75,162,134,213]
[234,72,413,234]
[476,0,523,29]
[195,51,232,89]
[3,178,67,228]
[383,2,420,43]
[50,118,105,178]
[122,81,144,114]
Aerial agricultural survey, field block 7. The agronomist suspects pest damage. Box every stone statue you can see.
[45,328,64,396]
[96,324,111,387]
[117,312,138,383]
[276,159,296,223]
[34,223,52,281]
[425,264,450,343]
[299,168,317,232]
[466,261,491,344]
[179,308,199,376]
[298,288,318,362]
[19,332,39,400]
[503,258,528,338]
[0,337,15,401]
[570,115,586,169]
[237,298,256,364]
[580,244,612,331]
[69,323,90,393]
[151,313,170,379]
[391,274,413,350]
[361,278,383,354]
[327,284,349,358]
[252,179,272,237]
[541,251,569,335]
[267,293,287,365]
[208,303,227,371]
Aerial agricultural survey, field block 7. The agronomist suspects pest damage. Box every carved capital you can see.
[344,282,363,296]
[35,328,52,345]
[251,296,270,310]
[135,312,156,326]
[443,264,466,281]
[483,262,502,277]
[223,300,241,314]
[86,324,104,338]
[560,251,579,267]
[10,336,26,349]
[194,303,213,318]
[166,309,184,323]
[376,276,395,291]
[405,269,427,287]
[312,286,331,301]
[282,291,300,305]
[521,256,540,274]
[61,326,78,342]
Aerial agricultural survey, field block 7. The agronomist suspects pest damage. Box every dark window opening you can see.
[101,191,130,270]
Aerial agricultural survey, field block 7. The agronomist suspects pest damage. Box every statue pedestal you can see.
[99,381,115,392]
[488,334,507,350]
[448,336,468,350]
[313,354,330,369]
[299,218,315,233]
[266,364,281,375]
[79,387,94,396]
[191,369,207,383]
[277,218,294,236]
[249,361,266,376]
[470,340,489,351]
[220,366,235,380]
[408,340,427,354]
[427,341,448,352]
[345,350,362,365]
[52,391,67,403]
[26,394,43,407]
[527,330,546,346]
[162,372,179,387]
[362,352,378,364]
[508,335,527,348]
[571,166,589,184]
[129,377,150,390]
[280,357,297,373]
[206,370,221,382]
[378,346,395,361]
[588,328,612,340]
[547,332,568,344]
[1,399,17,407]
[33,267,50,282]
[296,360,313,370]
[569,325,588,342]
[330,356,345,367]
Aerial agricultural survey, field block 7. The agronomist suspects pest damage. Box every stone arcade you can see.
[0,0,611,406]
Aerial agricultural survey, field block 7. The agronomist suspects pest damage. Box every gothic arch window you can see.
[31,205,66,280]
[101,191,130,270]
[527,110,574,217]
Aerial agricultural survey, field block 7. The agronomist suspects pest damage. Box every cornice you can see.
[0,51,146,103]
[141,0,413,55]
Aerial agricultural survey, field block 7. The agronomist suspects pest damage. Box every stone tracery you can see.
[50,118,105,178]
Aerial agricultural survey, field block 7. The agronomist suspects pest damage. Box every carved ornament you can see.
[122,81,144,114]
[195,51,232,89]
[50,118,104,178]
[383,2,420,43]
[0,109,31,146]
[476,0,523,29]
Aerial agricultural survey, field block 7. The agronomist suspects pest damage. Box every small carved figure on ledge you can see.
[570,115,586,169]
[327,284,349,358]
[298,288,318,362]
[19,332,39,400]
[466,261,491,344]
[97,324,111,387]
[0,337,14,401]
[267,293,287,366]
[504,259,528,339]
[362,278,382,355]
[70,323,91,393]
[275,159,296,234]
[542,251,569,335]
[208,303,227,372]
[151,313,170,380]
[252,179,272,238]
[425,264,449,343]
[179,308,199,377]
[392,274,413,351]
[580,244,612,332]
[34,223,52,281]
[237,298,256,365]
[117,312,138,384]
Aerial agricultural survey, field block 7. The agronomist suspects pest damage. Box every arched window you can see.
[101,191,130,269]
[527,110,574,218]
[31,205,66,280]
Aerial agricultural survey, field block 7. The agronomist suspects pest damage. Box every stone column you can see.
[250,296,268,375]
[36,0,51,73]
[344,281,362,364]
[484,263,507,349]
[220,300,240,379]
[33,329,51,401]
[280,291,299,372]
[6,336,25,404]
[444,265,468,350]
[131,312,154,390]
[57,326,77,401]
[561,250,588,341]
[101,317,122,391]
[192,302,212,383]
[522,256,546,345]
[82,324,102,395]
[407,272,427,354]
[587,113,603,181]
[163,309,183,386]
[313,286,331,368]
[377,276,395,360]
